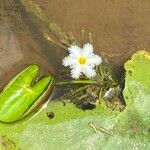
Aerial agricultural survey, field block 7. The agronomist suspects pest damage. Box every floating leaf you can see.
[123,50,150,125]
[0,65,54,123]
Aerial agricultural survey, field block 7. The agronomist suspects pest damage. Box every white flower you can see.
[63,43,102,79]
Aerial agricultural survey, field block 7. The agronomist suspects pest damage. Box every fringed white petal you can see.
[68,45,81,57]
[88,54,102,66]
[82,43,94,56]
[71,66,81,79]
[82,65,96,78]
[62,56,76,67]
[63,43,102,79]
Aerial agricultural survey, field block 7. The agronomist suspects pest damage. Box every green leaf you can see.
[0,51,149,149]
[123,50,150,125]
[0,101,149,150]
[0,65,54,123]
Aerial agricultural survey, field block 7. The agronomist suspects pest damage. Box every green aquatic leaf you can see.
[0,50,150,149]
[0,100,149,150]
[123,50,150,125]
[0,65,54,123]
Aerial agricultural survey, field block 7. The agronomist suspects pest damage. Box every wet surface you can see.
[0,0,150,84]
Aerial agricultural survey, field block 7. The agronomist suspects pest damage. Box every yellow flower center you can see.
[78,57,87,65]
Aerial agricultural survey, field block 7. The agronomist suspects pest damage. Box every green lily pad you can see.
[0,64,54,123]
[0,51,150,149]
[123,50,150,125]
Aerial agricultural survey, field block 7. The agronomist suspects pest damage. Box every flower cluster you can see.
[63,43,102,79]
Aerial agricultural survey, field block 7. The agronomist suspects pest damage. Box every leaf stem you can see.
[54,80,99,86]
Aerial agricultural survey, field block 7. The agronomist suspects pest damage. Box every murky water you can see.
[0,0,66,90]
[0,0,150,98]
[37,0,150,65]
[1,0,150,86]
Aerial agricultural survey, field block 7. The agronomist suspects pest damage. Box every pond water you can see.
[0,0,150,109]
[0,0,150,111]
[0,0,67,89]
[1,0,150,87]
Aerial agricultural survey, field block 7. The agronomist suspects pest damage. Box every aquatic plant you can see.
[63,43,102,79]
[0,65,54,122]
[0,1,149,149]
